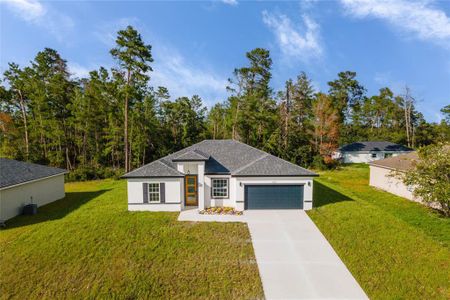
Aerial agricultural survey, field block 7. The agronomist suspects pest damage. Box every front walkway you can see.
[178,209,368,299]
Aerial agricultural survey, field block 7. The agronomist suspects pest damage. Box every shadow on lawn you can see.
[2,189,109,230]
[313,181,352,208]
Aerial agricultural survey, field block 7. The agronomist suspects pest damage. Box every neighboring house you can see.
[334,141,413,163]
[369,152,419,201]
[123,140,317,212]
[0,158,67,221]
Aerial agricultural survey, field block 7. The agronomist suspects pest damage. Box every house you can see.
[0,158,67,221]
[123,140,317,212]
[334,141,413,163]
[369,152,419,201]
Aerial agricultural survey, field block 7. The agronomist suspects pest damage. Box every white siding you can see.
[343,151,410,163]
[127,175,314,212]
[369,166,416,201]
[204,175,234,208]
[235,177,314,211]
[0,174,65,221]
[127,177,184,211]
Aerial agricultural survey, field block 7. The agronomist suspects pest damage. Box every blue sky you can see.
[1,0,449,122]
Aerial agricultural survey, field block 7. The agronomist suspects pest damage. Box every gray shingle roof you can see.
[172,149,210,161]
[0,158,67,189]
[122,160,184,178]
[123,140,317,178]
[339,141,413,152]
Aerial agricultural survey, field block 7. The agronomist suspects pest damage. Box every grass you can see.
[308,164,450,299]
[0,180,263,299]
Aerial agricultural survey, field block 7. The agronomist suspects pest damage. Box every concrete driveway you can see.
[245,210,368,299]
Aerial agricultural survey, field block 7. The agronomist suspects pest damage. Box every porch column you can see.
[198,162,205,210]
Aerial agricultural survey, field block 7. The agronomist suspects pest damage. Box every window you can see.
[148,183,160,203]
[371,153,377,158]
[211,178,229,198]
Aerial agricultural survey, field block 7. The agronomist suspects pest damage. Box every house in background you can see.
[0,158,67,221]
[334,141,413,163]
[369,152,419,202]
[123,140,317,212]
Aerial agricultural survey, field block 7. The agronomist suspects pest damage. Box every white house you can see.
[123,140,317,212]
[0,158,67,222]
[369,152,419,201]
[334,141,413,163]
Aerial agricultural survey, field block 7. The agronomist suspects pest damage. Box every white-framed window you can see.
[371,153,377,158]
[148,183,160,203]
[211,178,229,198]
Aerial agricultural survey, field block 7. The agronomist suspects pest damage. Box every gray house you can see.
[333,141,413,163]
[0,159,67,221]
[123,140,317,212]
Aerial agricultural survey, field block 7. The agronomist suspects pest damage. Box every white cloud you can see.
[1,0,74,41]
[221,0,238,5]
[94,17,140,47]
[2,0,45,21]
[262,11,323,62]
[152,46,228,106]
[340,0,450,47]
[68,62,94,79]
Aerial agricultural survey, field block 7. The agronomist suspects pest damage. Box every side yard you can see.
[308,164,450,299]
[0,180,263,299]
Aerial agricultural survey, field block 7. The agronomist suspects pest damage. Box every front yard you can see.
[308,164,450,299]
[1,165,449,299]
[0,180,263,299]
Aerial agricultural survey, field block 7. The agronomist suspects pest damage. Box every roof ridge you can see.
[232,153,269,174]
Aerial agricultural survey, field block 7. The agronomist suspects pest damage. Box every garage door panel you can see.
[245,185,303,209]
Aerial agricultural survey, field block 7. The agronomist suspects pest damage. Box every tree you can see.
[110,25,153,172]
[441,104,450,124]
[311,93,340,162]
[328,71,365,123]
[3,63,30,159]
[227,48,276,147]
[400,144,450,216]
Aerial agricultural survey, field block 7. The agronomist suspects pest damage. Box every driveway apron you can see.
[245,210,368,299]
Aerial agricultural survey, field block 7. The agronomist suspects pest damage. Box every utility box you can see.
[22,204,38,215]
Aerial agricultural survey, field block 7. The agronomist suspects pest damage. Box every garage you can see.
[244,185,304,209]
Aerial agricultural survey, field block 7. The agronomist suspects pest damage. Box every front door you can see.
[185,175,198,206]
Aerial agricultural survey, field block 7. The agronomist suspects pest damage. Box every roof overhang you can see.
[0,172,68,191]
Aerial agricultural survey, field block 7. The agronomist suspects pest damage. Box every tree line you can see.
[1,26,449,179]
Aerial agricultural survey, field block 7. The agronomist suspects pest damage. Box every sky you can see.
[1,0,449,122]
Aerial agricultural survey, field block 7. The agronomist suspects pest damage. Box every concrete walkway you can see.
[178,209,368,299]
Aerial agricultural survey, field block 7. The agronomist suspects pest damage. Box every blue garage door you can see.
[244,185,304,209]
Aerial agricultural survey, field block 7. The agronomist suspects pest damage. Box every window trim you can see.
[211,178,229,199]
[148,182,161,203]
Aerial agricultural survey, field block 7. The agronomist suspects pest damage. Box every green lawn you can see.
[0,180,263,299]
[308,164,450,299]
[2,166,449,299]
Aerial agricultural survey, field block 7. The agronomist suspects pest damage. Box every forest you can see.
[1,26,449,180]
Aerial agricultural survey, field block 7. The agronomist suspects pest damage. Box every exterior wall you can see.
[127,175,314,212]
[204,175,234,208]
[235,177,314,211]
[127,177,184,212]
[0,174,65,221]
[342,151,410,163]
[369,166,416,201]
